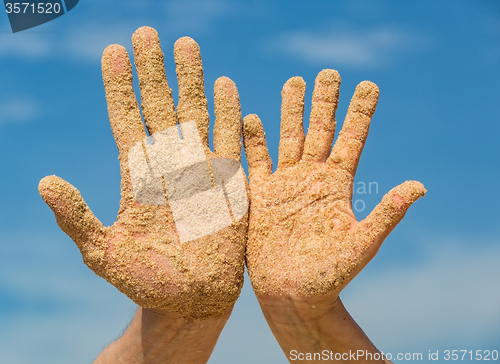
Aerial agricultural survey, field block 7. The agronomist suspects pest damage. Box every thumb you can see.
[39,175,108,274]
[357,180,426,247]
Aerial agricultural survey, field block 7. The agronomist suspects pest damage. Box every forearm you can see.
[94,306,233,364]
[257,294,387,363]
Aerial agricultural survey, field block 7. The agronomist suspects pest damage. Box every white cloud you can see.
[0,33,52,58]
[63,24,136,61]
[59,1,230,61]
[0,96,42,124]
[0,295,136,364]
[2,232,499,363]
[342,238,500,353]
[0,297,136,364]
[0,0,233,62]
[165,0,231,33]
[0,23,139,62]
[0,233,137,364]
[271,26,426,68]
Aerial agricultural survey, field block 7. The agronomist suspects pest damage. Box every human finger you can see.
[277,76,306,169]
[243,114,272,182]
[174,37,210,148]
[214,76,242,161]
[102,44,147,156]
[329,81,379,177]
[39,175,108,276]
[132,26,177,134]
[356,181,426,247]
[302,69,341,163]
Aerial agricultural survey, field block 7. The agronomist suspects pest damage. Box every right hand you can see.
[39,27,248,320]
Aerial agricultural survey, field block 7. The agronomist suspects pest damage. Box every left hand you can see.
[243,70,425,302]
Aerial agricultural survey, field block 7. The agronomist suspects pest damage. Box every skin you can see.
[39,27,246,363]
[93,307,233,364]
[243,71,425,363]
[38,27,424,363]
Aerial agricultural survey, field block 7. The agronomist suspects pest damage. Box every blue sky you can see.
[0,0,499,362]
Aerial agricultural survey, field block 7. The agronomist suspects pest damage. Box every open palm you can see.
[39,27,247,319]
[244,70,425,299]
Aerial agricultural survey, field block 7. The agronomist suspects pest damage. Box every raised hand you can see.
[39,27,247,320]
[243,70,425,301]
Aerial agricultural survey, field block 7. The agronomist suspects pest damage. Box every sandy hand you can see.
[243,71,425,299]
[39,27,247,320]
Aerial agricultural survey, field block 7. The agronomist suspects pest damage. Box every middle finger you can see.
[174,37,210,149]
[132,26,177,135]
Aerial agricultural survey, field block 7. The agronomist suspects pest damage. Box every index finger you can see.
[328,81,379,177]
[214,76,242,161]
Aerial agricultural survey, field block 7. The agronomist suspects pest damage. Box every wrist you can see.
[256,291,341,323]
[94,305,233,364]
[256,294,384,363]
